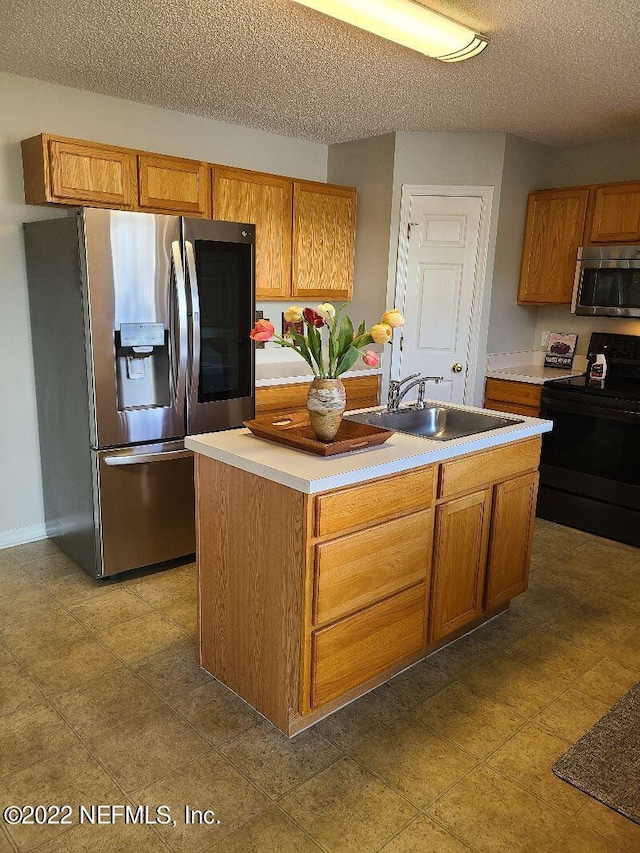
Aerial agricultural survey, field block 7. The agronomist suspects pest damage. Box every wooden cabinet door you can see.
[485,472,539,609]
[214,167,292,299]
[517,188,589,304]
[48,138,136,208]
[586,182,640,243]
[313,510,433,627]
[138,154,210,216]
[311,583,427,708]
[292,181,356,301]
[430,489,492,641]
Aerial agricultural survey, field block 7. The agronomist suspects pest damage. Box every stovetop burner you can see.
[545,374,640,402]
[543,332,640,407]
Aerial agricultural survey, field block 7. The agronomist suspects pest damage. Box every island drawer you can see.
[313,510,433,627]
[438,437,542,500]
[315,466,434,538]
[311,583,427,708]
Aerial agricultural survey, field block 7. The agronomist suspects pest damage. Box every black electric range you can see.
[538,332,640,546]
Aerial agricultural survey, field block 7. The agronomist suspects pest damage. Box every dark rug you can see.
[553,682,640,825]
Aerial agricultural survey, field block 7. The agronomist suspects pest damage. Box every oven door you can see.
[572,260,640,317]
[539,394,640,543]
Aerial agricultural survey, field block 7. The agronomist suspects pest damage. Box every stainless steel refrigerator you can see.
[24,208,255,577]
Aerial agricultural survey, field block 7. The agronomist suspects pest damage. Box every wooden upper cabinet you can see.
[430,488,492,641]
[586,182,640,244]
[22,135,358,294]
[22,134,136,208]
[292,181,356,301]
[485,472,539,610]
[517,187,589,305]
[138,154,210,216]
[213,167,292,299]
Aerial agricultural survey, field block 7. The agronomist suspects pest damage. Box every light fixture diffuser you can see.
[291,0,488,62]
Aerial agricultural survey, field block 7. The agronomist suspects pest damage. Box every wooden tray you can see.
[243,412,393,456]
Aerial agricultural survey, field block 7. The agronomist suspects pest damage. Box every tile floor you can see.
[1,520,640,852]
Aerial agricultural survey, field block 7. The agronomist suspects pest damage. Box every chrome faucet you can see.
[387,374,443,412]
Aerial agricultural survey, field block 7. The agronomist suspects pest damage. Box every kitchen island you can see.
[186,405,552,736]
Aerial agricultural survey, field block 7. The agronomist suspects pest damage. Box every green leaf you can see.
[335,345,359,377]
[357,320,366,337]
[289,332,317,374]
[306,324,324,375]
[352,332,373,349]
[335,314,354,363]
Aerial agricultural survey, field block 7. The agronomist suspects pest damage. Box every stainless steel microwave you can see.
[572,245,640,317]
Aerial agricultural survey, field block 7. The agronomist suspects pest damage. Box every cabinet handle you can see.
[452,363,463,373]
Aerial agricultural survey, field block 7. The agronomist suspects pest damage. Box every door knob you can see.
[452,363,463,373]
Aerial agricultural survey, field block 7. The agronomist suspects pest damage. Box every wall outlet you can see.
[540,330,551,349]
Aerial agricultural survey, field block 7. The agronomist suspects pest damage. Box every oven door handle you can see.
[543,396,640,424]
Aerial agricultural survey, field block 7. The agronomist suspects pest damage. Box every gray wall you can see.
[0,72,327,545]
[487,135,554,354]
[552,136,640,186]
[327,133,396,328]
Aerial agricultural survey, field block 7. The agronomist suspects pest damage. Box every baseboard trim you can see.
[0,522,48,550]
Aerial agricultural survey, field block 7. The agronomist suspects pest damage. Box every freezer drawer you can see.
[95,441,195,576]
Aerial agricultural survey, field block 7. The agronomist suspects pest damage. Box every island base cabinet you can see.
[485,472,539,609]
[311,584,427,708]
[193,437,542,736]
[430,489,492,642]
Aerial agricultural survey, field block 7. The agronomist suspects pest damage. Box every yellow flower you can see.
[316,303,336,322]
[370,323,393,344]
[283,305,303,323]
[381,309,405,328]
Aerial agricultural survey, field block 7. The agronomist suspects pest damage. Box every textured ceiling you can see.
[1,0,640,147]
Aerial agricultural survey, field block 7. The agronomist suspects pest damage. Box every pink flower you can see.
[362,350,380,367]
[303,308,325,328]
[249,319,275,342]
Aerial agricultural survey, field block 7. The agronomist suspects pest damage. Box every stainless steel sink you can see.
[344,405,522,441]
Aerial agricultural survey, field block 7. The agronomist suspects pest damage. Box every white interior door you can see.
[396,193,484,404]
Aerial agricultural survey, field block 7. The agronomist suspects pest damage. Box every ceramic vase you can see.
[307,377,346,442]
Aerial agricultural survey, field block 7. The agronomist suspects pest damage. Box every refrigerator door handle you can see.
[170,240,189,417]
[184,239,201,420]
[104,449,193,466]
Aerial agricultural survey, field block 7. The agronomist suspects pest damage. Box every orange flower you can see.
[249,319,275,342]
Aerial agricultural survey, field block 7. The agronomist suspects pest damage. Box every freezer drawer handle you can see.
[103,449,193,466]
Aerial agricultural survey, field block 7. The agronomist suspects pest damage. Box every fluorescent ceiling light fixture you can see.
[292,0,488,62]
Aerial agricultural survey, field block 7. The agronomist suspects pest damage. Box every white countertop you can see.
[186,402,552,495]
[486,363,585,385]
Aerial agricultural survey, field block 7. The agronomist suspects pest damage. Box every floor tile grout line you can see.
[274,749,420,853]
[4,538,640,849]
[0,822,19,853]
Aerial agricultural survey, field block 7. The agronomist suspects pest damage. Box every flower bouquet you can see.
[250,304,404,441]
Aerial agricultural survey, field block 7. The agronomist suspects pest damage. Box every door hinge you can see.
[399,335,404,351]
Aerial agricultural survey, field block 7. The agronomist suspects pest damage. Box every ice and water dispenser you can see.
[115,322,170,410]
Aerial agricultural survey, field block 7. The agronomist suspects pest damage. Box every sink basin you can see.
[344,405,522,441]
